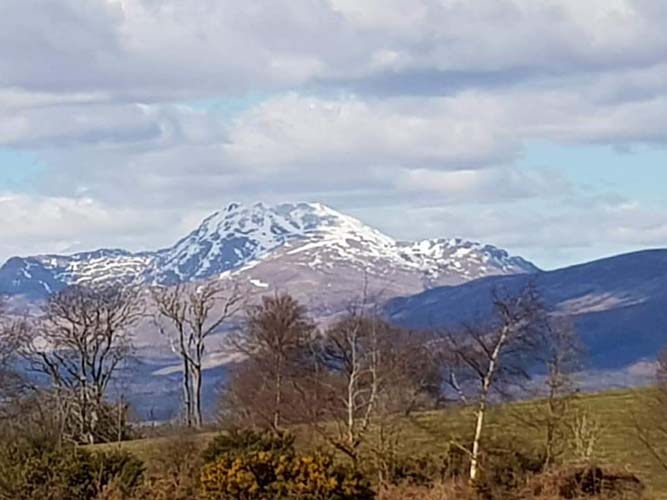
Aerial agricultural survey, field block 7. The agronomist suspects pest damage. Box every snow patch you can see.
[2,202,536,294]
[249,278,269,288]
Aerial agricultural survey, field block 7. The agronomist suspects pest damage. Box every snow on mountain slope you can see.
[151,202,390,283]
[0,250,155,297]
[0,202,538,299]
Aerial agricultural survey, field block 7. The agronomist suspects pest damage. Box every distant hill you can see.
[386,249,667,371]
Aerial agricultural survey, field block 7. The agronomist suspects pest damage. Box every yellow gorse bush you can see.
[200,445,374,499]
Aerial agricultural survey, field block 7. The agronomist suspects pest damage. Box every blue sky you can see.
[1,0,667,268]
[0,150,44,190]
[519,142,667,205]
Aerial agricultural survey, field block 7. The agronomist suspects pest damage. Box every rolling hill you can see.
[386,249,667,374]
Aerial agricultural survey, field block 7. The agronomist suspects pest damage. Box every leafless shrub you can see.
[524,465,644,499]
[567,410,603,463]
[512,317,583,469]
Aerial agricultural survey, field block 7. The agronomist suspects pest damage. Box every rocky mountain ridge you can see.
[0,202,538,299]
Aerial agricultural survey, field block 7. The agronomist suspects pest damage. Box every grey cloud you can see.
[393,196,667,269]
[0,0,125,92]
[0,96,233,149]
[0,0,666,267]
[0,194,190,260]
[0,104,162,148]
[2,0,667,99]
[17,82,667,212]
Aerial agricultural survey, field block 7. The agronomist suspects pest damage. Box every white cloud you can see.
[380,196,667,269]
[225,93,517,169]
[1,0,666,98]
[394,167,571,202]
[0,0,666,267]
[0,194,194,260]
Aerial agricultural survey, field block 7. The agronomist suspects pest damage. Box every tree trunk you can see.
[470,397,487,482]
[273,370,282,431]
[192,363,203,427]
[192,340,206,427]
[89,399,100,445]
[469,326,509,483]
[182,353,193,427]
[347,372,356,447]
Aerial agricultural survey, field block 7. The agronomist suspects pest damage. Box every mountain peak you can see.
[0,201,537,298]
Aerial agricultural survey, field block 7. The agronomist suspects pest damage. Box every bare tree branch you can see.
[442,283,549,483]
[153,280,245,427]
[20,285,143,444]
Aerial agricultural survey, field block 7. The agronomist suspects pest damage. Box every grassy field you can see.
[407,389,667,496]
[95,388,667,497]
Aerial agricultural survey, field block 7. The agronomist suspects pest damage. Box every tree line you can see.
[220,284,585,483]
[0,278,665,488]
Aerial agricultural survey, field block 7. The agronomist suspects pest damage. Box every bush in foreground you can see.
[137,435,205,500]
[202,428,296,464]
[200,429,374,500]
[525,465,644,499]
[1,445,144,500]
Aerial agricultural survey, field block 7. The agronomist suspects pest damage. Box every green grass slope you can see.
[95,388,667,496]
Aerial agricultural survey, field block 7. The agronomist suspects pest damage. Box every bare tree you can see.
[507,316,582,468]
[568,409,603,463]
[368,327,443,483]
[224,292,315,432]
[539,317,582,467]
[188,282,244,427]
[291,306,439,469]
[2,311,76,449]
[222,291,440,474]
[153,281,244,427]
[311,311,383,464]
[152,284,193,426]
[444,284,547,483]
[0,301,27,415]
[23,285,143,444]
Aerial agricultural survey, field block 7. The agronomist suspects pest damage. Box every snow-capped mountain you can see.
[0,202,540,420]
[0,202,538,300]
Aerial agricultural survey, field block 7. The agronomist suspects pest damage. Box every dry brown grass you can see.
[378,481,475,500]
[134,434,205,500]
[377,463,647,500]
[378,477,645,500]
[522,465,644,500]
